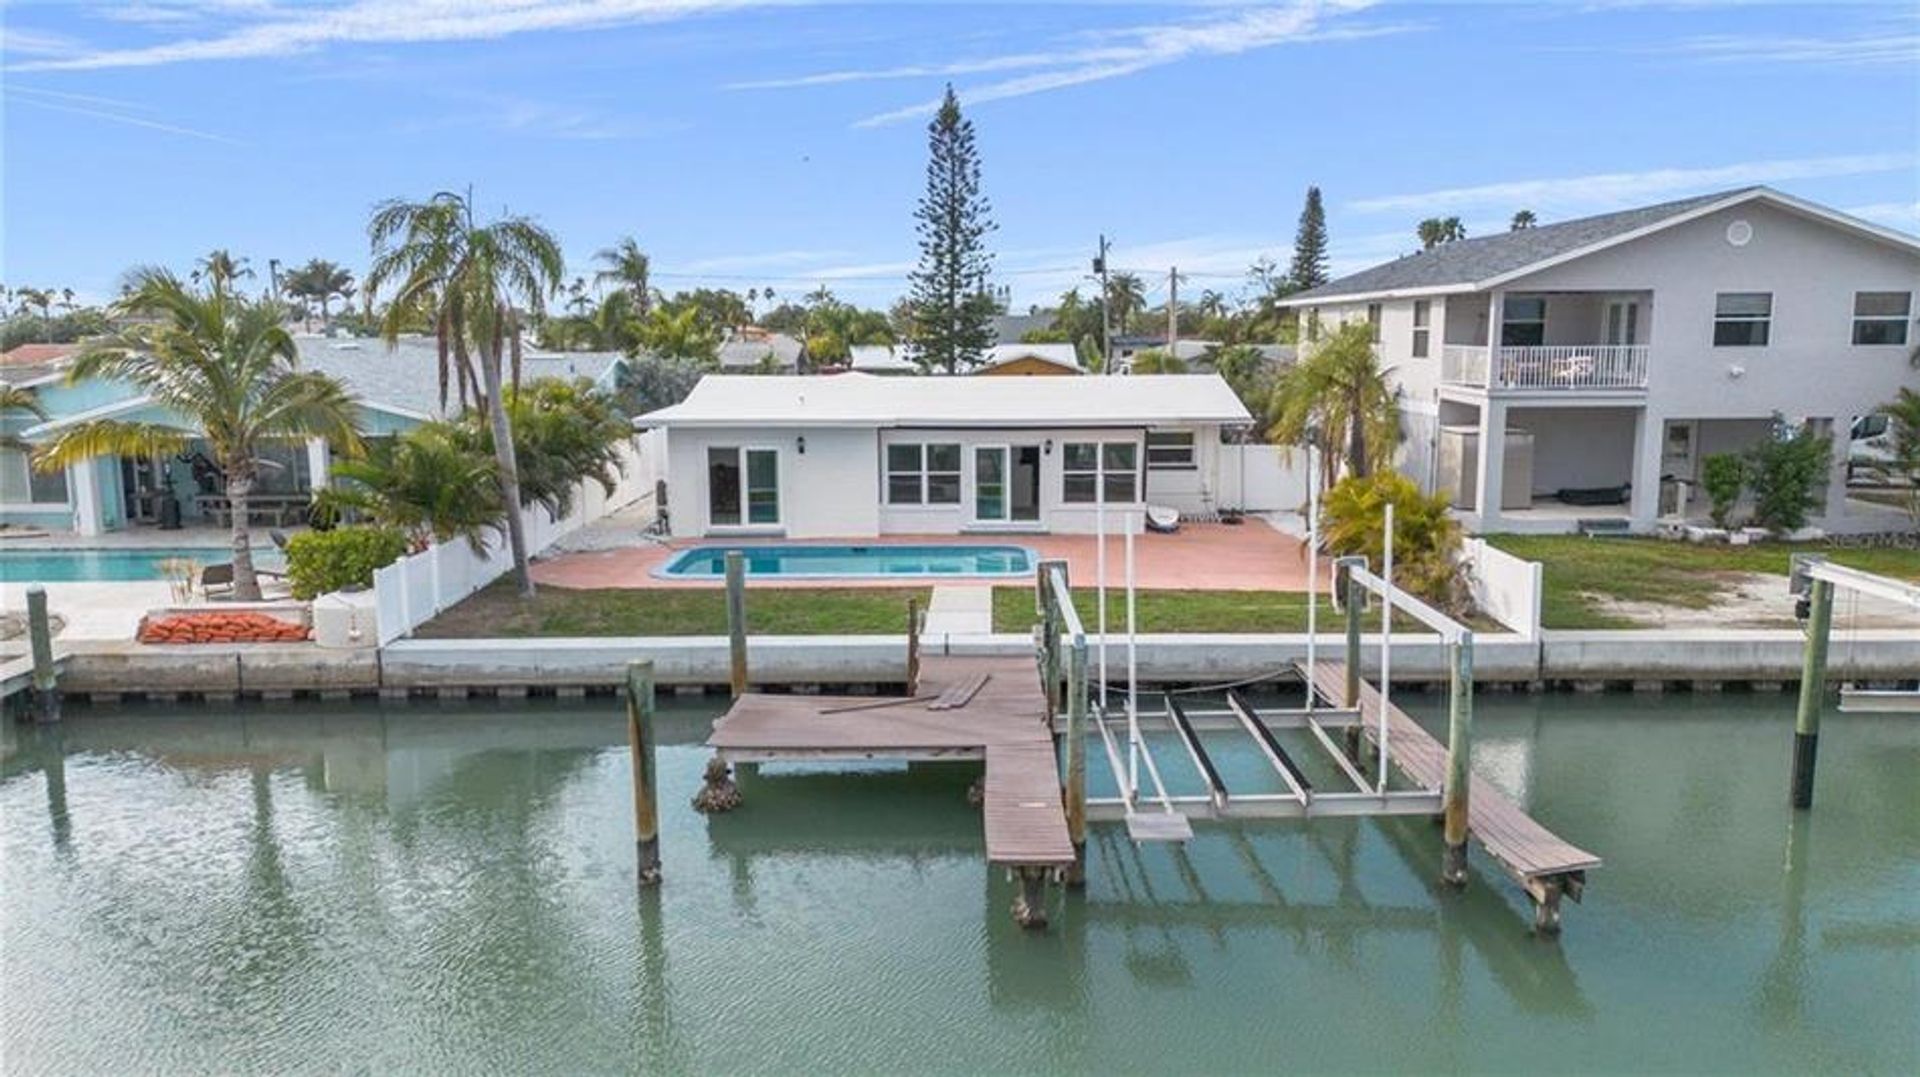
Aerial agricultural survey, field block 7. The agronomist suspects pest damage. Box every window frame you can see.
[706,445,780,528]
[1411,299,1431,359]
[1713,291,1772,347]
[0,447,70,507]
[1146,430,1196,471]
[885,441,962,506]
[1500,296,1547,348]
[1366,303,1383,344]
[1062,439,1141,504]
[1851,290,1911,346]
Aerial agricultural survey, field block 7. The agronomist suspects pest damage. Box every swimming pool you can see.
[0,546,282,583]
[660,543,1034,579]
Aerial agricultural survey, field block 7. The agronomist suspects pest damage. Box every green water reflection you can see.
[2,691,1915,1074]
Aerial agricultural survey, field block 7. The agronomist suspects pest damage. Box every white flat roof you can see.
[638,372,1252,429]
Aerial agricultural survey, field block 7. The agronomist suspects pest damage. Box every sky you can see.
[3,0,1917,313]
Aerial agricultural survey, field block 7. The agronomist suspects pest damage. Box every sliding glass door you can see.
[974,446,1007,522]
[707,446,779,527]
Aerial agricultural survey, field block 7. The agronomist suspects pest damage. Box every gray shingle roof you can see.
[294,337,623,418]
[1287,188,1756,303]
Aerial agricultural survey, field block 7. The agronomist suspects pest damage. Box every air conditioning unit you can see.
[1437,425,1534,511]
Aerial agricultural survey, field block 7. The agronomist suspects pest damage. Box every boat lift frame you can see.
[1787,554,1920,809]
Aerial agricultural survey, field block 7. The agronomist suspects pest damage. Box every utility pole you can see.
[1166,265,1178,360]
[1093,234,1112,376]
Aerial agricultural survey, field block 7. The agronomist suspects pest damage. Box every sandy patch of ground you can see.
[1588,571,1920,630]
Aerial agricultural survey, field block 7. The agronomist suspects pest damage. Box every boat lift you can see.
[1787,554,1920,808]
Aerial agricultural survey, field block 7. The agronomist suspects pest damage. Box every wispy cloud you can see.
[1349,153,1916,215]
[1846,201,1920,231]
[726,2,1409,129]
[8,0,774,72]
[1662,31,1920,67]
[4,84,243,144]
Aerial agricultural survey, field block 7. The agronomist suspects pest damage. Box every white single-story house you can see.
[636,372,1253,537]
[847,343,1085,376]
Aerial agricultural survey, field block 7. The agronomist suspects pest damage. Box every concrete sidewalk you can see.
[923,585,993,635]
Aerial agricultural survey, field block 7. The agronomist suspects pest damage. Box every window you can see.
[0,449,67,505]
[1146,431,1195,470]
[1411,299,1431,358]
[1714,292,1772,346]
[1366,303,1383,343]
[707,446,778,526]
[886,442,961,505]
[1500,297,1546,347]
[1062,441,1139,503]
[1305,308,1322,343]
[1852,291,1911,346]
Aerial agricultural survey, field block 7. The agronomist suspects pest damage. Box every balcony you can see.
[1440,344,1649,393]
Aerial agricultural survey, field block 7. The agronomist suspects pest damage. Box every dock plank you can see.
[709,655,1073,868]
[1301,661,1600,884]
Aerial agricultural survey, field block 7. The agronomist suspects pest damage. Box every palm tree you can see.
[0,383,49,452]
[317,422,504,553]
[1417,217,1467,250]
[1127,348,1188,375]
[33,268,363,600]
[594,237,652,313]
[365,190,565,598]
[1196,289,1229,321]
[1269,319,1399,485]
[283,259,356,332]
[636,305,719,363]
[1106,271,1146,330]
[1509,209,1537,231]
[58,288,75,313]
[192,249,254,296]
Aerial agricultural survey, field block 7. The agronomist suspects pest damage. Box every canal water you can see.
[3,691,1915,1074]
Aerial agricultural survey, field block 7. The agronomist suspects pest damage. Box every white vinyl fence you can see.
[367,431,662,645]
[1461,537,1543,638]
[1217,443,1311,513]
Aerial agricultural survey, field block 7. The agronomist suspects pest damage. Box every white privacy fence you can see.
[1216,443,1311,512]
[1461,537,1543,638]
[367,432,662,645]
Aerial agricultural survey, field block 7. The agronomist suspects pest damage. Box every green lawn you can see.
[1487,535,1920,630]
[992,587,1352,634]
[416,581,931,638]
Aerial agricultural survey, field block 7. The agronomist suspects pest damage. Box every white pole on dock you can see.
[1305,447,1319,713]
[1377,502,1395,793]
[1097,498,1109,702]
[1126,513,1139,800]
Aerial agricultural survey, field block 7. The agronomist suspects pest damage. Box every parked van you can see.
[1849,413,1896,481]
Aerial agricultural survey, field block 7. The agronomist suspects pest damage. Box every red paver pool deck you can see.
[531,520,1326,592]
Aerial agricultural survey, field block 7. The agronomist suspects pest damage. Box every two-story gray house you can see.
[1281,187,1920,534]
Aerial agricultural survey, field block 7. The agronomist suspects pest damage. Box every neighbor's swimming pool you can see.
[660,543,1034,579]
[0,547,282,583]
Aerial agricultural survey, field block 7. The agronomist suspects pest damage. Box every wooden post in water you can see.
[1791,575,1833,810]
[725,550,748,698]
[1037,559,1068,717]
[1440,631,1474,887]
[1063,636,1088,888]
[626,660,662,886]
[26,585,60,725]
[906,596,922,695]
[1337,558,1363,760]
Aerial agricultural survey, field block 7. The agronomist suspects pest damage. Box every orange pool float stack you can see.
[138,611,311,645]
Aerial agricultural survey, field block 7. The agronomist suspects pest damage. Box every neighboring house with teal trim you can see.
[0,336,626,536]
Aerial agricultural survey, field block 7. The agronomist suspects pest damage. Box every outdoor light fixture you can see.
[797,436,807,455]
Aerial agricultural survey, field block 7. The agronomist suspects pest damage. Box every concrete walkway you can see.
[922,585,993,635]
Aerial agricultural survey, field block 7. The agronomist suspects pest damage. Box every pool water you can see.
[661,542,1034,578]
[0,547,283,583]
[3,692,1915,1073]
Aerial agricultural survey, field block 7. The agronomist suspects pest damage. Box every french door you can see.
[974,446,1008,522]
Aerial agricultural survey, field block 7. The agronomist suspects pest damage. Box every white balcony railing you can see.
[1440,344,1649,391]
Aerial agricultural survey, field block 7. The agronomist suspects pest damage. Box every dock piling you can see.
[1339,560,1363,761]
[1063,637,1088,888]
[1791,575,1833,810]
[626,660,661,886]
[1011,867,1050,929]
[725,551,748,698]
[1441,632,1474,887]
[26,585,60,725]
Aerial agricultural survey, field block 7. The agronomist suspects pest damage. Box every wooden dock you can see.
[706,653,1076,878]
[1301,660,1600,925]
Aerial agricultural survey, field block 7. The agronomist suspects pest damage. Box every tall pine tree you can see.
[1286,186,1330,293]
[907,86,997,373]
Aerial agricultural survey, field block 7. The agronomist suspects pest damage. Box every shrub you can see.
[285,525,408,599]
[1701,452,1746,529]
[1321,471,1471,614]
[1745,415,1833,534]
